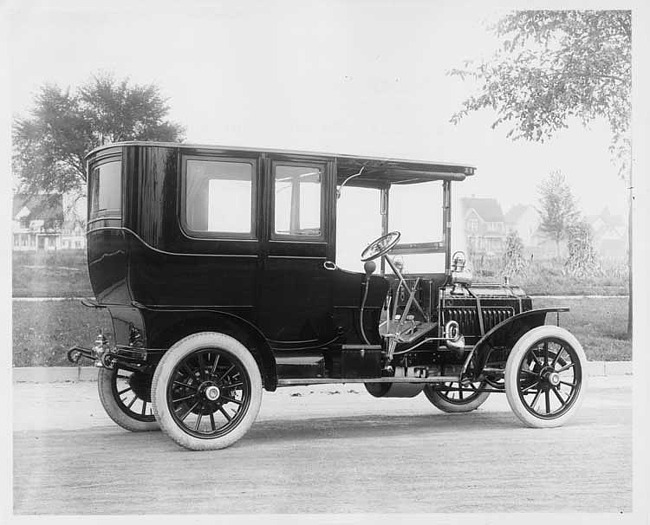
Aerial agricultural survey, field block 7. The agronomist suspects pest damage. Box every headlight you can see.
[451,251,466,272]
[451,251,472,288]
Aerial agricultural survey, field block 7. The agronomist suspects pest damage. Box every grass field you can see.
[13,301,112,367]
[533,296,631,361]
[13,250,92,297]
[12,296,631,367]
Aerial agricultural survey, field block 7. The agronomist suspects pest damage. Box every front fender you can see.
[464,307,570,376]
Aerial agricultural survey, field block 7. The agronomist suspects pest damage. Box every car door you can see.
[257,155,336,343]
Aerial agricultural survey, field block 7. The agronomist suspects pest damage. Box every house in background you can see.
[12,192,87,251]
[586,207,627,259]
[460,197,506,258]
[60,192,87,249]
[13,194,64,251]
[60,217,86,250]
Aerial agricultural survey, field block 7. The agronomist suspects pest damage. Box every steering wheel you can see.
[360,231,401,262]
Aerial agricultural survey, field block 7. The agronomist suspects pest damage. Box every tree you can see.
[13,73,185,195]
[450,11,630,147]
[502,229,527,277]
[564,220,600,278]
[450,10,632,335]
[537,170,580,258]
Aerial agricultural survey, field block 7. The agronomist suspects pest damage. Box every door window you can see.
[273,164,323,239]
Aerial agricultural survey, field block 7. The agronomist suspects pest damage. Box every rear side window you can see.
[183,158,255,237]
[89,160,122,219]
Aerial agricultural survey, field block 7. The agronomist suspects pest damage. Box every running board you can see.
[277,376,461,387]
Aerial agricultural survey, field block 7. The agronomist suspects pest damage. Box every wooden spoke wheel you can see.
[98,366,159,432]
[505,326,587,428]
[423,380,490,413]
[152,332,263,450]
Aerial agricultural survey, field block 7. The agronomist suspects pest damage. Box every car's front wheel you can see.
[505,325,587,428]
[151,332,263,450]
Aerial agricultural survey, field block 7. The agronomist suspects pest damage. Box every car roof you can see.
[87,141,476,186]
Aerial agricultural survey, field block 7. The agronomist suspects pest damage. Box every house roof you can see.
[504,204,535,224]
[13,194,64,222]
[586,207,625,228]
[461,197,504,222]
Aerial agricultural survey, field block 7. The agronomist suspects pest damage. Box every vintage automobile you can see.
[69,141,587,450]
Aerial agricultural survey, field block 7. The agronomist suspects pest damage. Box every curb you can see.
[12,361,633,384]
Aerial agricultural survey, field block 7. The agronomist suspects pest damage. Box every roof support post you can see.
[443,180,452,275]
[380,186,390,275]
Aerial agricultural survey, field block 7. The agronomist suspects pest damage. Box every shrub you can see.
[564,221,601,278]
[502,230,527,277]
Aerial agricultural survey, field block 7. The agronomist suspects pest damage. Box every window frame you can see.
[270,161,326,242]
[388,180,445,245]
[180,155,258,240]
[88,157,123,222]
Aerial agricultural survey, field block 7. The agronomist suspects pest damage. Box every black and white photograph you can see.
[3,0,648,522]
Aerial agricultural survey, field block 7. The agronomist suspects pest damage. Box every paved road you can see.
[13,377,632,515]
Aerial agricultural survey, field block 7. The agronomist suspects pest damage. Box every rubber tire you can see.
[98,367,159,432]
[505,325,587,428]
[423,383,490,413]
[151,332,263,451]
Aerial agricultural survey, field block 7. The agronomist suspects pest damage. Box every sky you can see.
[6,0,633,220]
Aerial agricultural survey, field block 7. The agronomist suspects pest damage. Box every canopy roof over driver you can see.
[334,155,475,188]
[87,142,476,188]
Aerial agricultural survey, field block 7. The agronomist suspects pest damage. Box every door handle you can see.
[323,260,337,271]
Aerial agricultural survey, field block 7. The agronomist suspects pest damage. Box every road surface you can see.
[13,376,631,514]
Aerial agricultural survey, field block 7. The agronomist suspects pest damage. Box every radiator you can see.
[442,307,515,335]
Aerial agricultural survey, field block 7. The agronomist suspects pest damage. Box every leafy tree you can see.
[502,229,527,277]
[537,171,580,258]
[450,11,630,149]
[564,220,600,278]
[13,73,185,195]
[450,10,632,335]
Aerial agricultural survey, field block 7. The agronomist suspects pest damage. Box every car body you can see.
[70,141,587,450]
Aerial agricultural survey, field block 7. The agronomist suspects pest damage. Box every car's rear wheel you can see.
[423,381,490,413]
[505,325,587,428]
[98,366,159,432]
[151,332,263,451]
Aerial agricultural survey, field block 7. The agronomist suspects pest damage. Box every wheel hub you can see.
[547,372,560,386]
[540,367,560,387]
[204,384,221,401]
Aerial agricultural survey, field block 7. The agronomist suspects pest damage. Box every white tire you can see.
[98,366,159,432]
[151,332,263,451]
[505,325,587,428]
[423,381,491,413]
